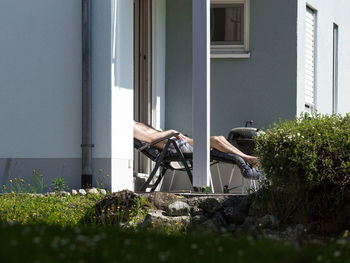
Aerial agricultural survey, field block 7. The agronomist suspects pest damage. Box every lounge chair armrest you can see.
[138,132,180,152]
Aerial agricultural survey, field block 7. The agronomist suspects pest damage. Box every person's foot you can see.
[244,156,259,168]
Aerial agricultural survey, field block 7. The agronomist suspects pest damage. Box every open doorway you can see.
[134,0,153,175]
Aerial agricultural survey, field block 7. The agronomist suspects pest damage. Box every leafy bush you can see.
[254,113,350,233]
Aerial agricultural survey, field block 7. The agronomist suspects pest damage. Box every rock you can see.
[236,223,257,236]
[305,221,321,234]
[237,198,251,214]
[59,191,71,197]
[248,201,262,216]
[262,229,287,240]
[191,206,204,216]
[201,219,219,233]
[147,192,181,210]
[142,209,190,228]
[99,189,107,195]
[94,190,138,223]
[286,226,293,234]
[243,216,256,226]
[191,215,208,225]
[48,192,56,196]
[258,215,279,229]
[87,188,99,195]
[71,189,78,196]
[235,216,257,235]
[227,224,237,233]
[295,224,306,235]
[223,207,246,225]
[212,212,228,227]
[285,224,306,239]
[198,198,222,215]
[78,189,87,196]
[220,227,228,234]
[167,201,190,216]
[37,194,45,198]
[222,196,244,208]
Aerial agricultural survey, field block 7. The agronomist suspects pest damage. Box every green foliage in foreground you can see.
[1,224,350,263]
[255,114,350,233]
[0,194,350,262]
[0,194,100,226]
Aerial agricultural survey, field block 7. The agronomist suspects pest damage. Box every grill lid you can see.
[227,121,259,155]
[228,120,259,140]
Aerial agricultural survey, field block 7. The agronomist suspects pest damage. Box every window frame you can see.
[210,0,250,58]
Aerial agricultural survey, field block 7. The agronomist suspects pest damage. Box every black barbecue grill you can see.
[227,120,259,156]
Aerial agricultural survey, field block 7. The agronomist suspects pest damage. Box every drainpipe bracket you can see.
[81,144,95,148]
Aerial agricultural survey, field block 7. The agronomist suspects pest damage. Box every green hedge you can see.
[254,114,350,234]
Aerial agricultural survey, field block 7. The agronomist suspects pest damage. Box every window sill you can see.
[211,51,251,59]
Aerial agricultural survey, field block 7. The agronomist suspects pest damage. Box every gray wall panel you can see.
[0,158,111,191]
[165,0,193,135]
[0,0,82,158]
[165,0,298,136]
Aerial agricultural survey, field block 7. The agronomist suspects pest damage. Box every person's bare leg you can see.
[181,135,258,167]
[210,136,259,168]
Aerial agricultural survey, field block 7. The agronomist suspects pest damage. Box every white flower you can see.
[333,250,341,257]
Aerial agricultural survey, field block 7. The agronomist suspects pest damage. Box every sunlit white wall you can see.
[297,0,350,115]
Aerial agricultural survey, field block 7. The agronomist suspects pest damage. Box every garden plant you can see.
[255,113,350,234]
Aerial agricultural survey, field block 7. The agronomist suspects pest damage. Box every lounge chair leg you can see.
[150,167,167,192]
[140,164,160,192]
[140,140,172,192]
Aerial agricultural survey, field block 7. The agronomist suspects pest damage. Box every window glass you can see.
[210,4,244,45]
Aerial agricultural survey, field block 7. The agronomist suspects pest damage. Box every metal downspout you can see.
[81,0,93,188]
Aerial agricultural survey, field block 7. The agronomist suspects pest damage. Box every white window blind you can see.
[305,7,316,113]
[332,24,339,114]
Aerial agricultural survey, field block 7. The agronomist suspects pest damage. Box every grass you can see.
[1,224,350,263]
[0,193,100,226]
[0,194,349,263]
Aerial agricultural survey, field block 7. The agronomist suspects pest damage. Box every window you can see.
[332,23,339,114]
[304,6,317,113]
[210,0,250,58]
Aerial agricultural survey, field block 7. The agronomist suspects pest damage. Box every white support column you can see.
[192,0,211,187]
[110,0,134,192]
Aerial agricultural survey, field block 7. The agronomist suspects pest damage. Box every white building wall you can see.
[297,0,350,115]
[0,0,135,192]
[0,0,82,188]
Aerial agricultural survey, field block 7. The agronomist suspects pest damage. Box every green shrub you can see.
[255,113,350,234]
